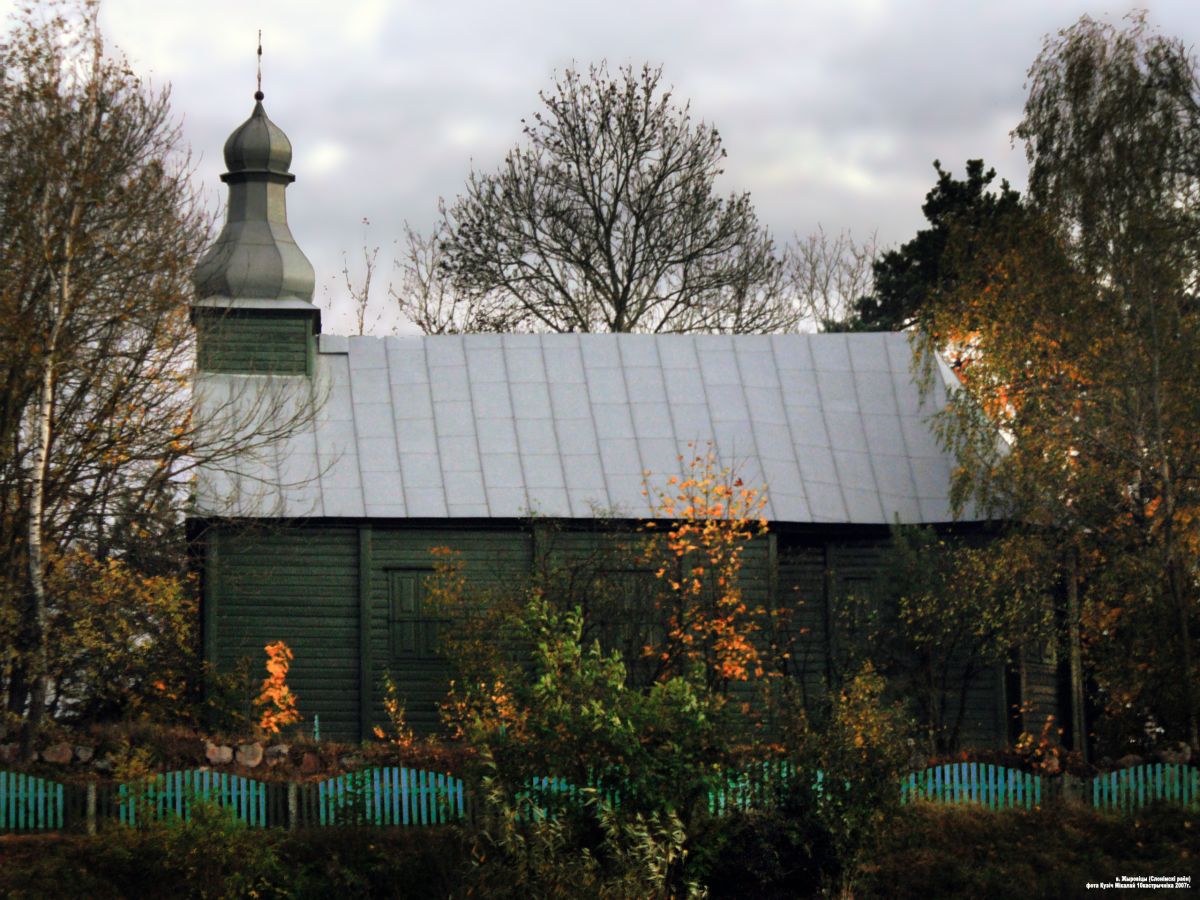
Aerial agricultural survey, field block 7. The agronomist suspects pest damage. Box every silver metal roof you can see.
[194,331,975,524]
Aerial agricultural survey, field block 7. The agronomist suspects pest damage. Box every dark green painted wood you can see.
[203,529,219,666]
[766,532,778,615]
[203,521,1017,747]
[214,526,361,739]
[370,528,534,733]
[359,525,373,742]
[195,310,314,374]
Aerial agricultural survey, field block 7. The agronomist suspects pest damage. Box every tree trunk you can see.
[1066,546,1087,760]
[21,354,55,758]
[19,14,101,754]
[1167,555,1199,752]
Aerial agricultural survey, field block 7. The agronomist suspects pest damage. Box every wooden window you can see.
[388,570,440,660]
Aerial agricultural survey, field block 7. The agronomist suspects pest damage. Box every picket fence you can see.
[0,770,64,832]
[900,763,1042,811]
[1090,763,1199,813]
[709,759,797,814]
[0,766,467,833]
[0,762,1195,834]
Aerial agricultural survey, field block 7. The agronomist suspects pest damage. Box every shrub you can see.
[697,807,834,899]
[782,661,913,893]
[858,803,1200,900]
[463,776,706,899]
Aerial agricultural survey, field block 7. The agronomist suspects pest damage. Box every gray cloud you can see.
[2,0,1196,331]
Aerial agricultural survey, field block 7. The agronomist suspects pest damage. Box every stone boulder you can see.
[41,742,73,765]
[1156,742,1192,765]
[1116,753,1143,769]
[74,745,94,764]
[300,751,321,775]
[236,742,263,768]
[265,744,290,767]
[205,741,233,765]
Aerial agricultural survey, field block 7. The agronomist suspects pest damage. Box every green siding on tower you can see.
[195,310,313,374]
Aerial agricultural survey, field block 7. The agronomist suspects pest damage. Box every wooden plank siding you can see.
[1020,646,1060,735]
[778,546,828,706]
[776,536,1012,749]
[195,312,313,375]
[366,528,534,734]
[202,521,1029,747]
[211,526,361,739]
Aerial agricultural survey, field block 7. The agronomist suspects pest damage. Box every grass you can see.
[858,802,1199,900]
[0,800,1195,898]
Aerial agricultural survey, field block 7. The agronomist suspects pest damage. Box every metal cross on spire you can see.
[255,30,263,101]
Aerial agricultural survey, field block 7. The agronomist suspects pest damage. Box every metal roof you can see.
[194,331,975,525]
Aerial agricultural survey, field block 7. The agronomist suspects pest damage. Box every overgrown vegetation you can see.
[0,801,1192,899]
[411,455,919,896]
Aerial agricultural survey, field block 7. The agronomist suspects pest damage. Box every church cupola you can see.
[192,89,320,375]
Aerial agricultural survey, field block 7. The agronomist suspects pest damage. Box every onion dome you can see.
[223,95,293,175]
[192,93,317,305]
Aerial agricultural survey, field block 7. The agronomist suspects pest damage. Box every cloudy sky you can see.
[5,1,1199,331]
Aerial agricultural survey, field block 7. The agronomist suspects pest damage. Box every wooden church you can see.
[188,94,1061,744]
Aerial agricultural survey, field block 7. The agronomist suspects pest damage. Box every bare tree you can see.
[417,62,795,334]
[391,222,516,333]
[337,218,386,336]
[789,226,877,331]
[0,1,321,740]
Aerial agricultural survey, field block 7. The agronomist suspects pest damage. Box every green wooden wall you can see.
[207,526,361,738]
[365,527,534,733]
[195,311,313,375]
[776,536,1058,750]
[200,522,1052,747]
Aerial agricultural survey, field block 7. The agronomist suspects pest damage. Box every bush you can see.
[697,806,834,899]
[462,777,704,899]
[781,661,914,893]
[0,819,467,899]
[447,592,728,822]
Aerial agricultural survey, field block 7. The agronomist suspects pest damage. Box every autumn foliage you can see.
[255,641,301,735]
[41,548,197,722]
[642,446,769,690]
[916,16,1200,752]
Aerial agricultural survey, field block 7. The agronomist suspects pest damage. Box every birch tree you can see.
[0,1,319,741]
[922,13,1200,753]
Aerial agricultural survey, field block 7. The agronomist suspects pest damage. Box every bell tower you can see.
[191,88,320,374]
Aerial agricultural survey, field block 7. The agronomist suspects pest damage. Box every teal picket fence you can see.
[522,761,1035,816]
[0,770,64,831]
[3,762,1197,832]
[900,763,1041,810]
[517,760,801,817]
[709,759,799,815]
[117,770,275,827]
[1091,764,1199,813]
[515,774,624,820]
[297,767,468,826]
